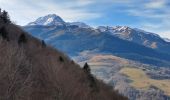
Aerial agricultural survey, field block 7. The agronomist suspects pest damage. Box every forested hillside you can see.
[0,9,127,100]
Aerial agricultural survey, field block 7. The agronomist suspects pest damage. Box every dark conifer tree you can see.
[18,33,27,44]
[83,63,98,91]
[0,26,9,41]
[59,56,64,62]
[41,40,46,47]
[1,10,10,23]
[83,63,90,73]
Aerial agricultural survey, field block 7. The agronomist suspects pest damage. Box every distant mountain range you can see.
[23,14,170,67]
[23,14,170,100]
[98,26,170,54]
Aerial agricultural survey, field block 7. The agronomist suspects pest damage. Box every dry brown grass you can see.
[87,54,130,67]
[120,67,170,96]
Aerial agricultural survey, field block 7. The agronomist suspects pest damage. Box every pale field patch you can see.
[120,67,170,96]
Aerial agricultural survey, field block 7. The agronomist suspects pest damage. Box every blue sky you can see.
[0,0,170,38]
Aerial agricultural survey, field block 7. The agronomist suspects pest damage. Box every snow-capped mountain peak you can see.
[113,26,132,33]
[27,14,65,26]
[97,26,132,33]
[97,26,162,39]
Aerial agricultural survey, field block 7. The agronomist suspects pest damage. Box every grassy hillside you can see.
[0,10,127,100]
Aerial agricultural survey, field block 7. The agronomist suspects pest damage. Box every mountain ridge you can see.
[25,14,170,54]
[24,14,170,67]
[26,14,165,40]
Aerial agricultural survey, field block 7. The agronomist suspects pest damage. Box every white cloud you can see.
[75,0,95,6]
[0,0,102,25]
[145,0,166,9]
[117,0,170,38]
[140,19,170,38]
[159,31,170,39]
[128,9,163,18]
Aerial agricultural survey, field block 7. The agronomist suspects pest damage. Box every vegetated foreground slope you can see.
[0,11,127,100]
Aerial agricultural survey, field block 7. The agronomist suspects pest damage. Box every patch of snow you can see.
[43,17,54,25]
[164,38,170,42]
[97,26,107,32]
[97,26,132,34]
